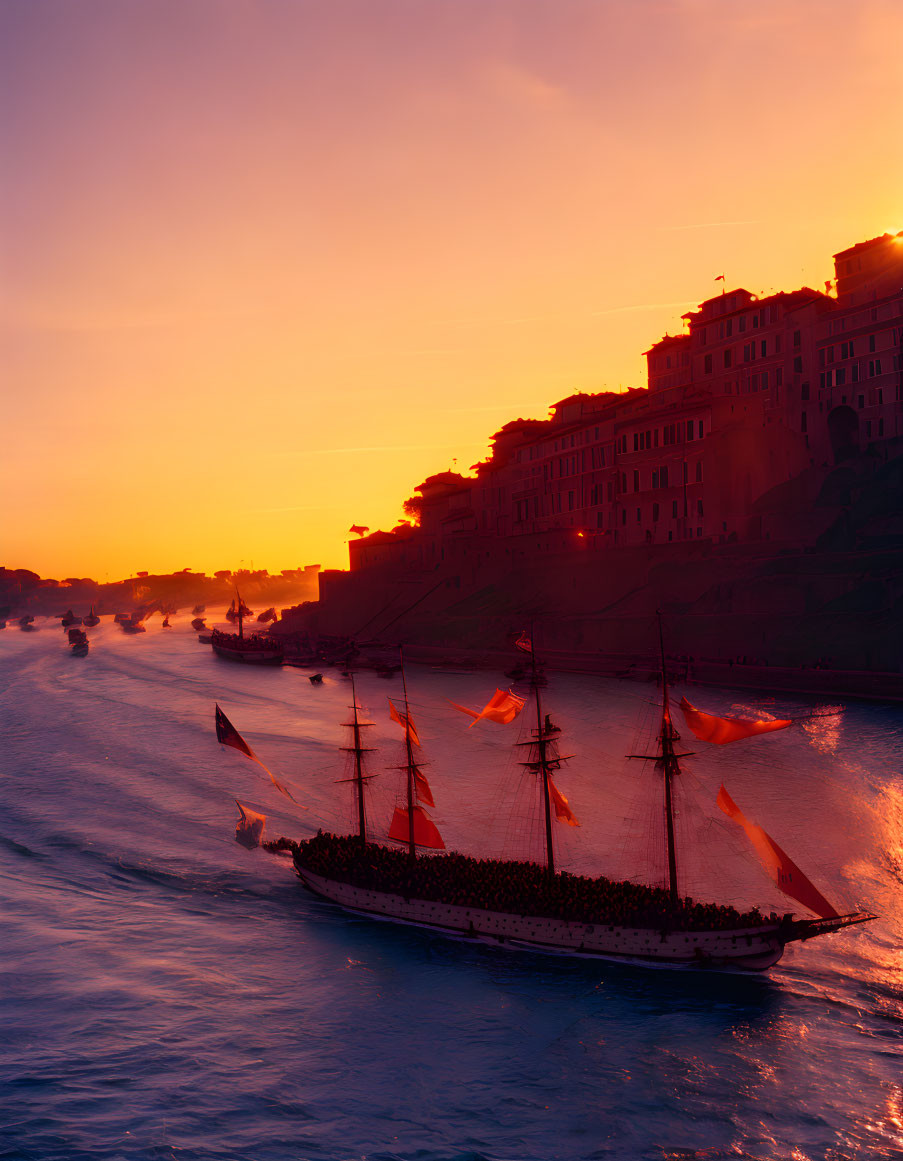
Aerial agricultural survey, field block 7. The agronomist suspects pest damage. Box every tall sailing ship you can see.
[285,633,874,971]
[211,590,283,665]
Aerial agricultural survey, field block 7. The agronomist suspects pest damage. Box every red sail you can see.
[717,785,838,918]
[388,699,421,747]
[450,688,525,727]
[681,698,792,745]
[548,776,580,827]
[413,768,435,808]
[388,805,445,849]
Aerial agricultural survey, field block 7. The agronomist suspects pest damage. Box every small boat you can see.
[309,673,324,684]
[83,606,100,627]
[114,613,130,624]
[19,615,35,631]
[192,605,205,616]
[257,607,277,624]
[61,609,82,628]
[121,618,146,634]
[198,633,214,644]
[68,627,86,643]
[162,615,171,628]
[191,617,206,631]
[282,632,875,972]
[71,640,89,657]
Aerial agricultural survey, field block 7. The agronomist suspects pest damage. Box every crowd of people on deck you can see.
[280,830,771,931]
[211,628,279,651]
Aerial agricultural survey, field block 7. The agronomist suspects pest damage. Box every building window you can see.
[695,461,703,482]
[801,411,808,432]
[869,334,876,352]
[672,499,678,517]
[760,339,767,357]
[793,329,801,347]
[651,469,658,489]
[652,502,660,521]
[739,316,747,333]
[835,368,846,386]
[866,420,872,438]
[633,432,639,451]
[801,382,810,400]
[858,394,865,409]
[697,498,704,516]
[636,508,641,523]
[633,470,640,492]
[660,466,668,488]
[723,349,732,369]
[686,420,694,441]
[793,356,803,373]
[879,418,885,436]
[852,364,860,383]
[775,367,783,387]
[704,354,713,374]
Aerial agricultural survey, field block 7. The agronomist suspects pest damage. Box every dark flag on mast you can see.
[215,704,305,807]
[216,704,255,759]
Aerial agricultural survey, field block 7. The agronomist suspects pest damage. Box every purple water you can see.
[1,617,901,1160]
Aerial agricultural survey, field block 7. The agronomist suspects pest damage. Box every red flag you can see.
[216,704,254,758]
[388,805,445,849]
[717,785,838,918]
[681,698,791,745]
[515,632,533,654]
[548,776,580,826]
[388,699,421,747]
[215,704,305,807]
[449,688,525,727]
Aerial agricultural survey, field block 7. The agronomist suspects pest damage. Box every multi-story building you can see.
[347,231,903,574]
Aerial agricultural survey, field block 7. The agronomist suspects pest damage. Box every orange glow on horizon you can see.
[2,1,902,579]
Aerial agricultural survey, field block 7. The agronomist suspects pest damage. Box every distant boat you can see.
[257,607,277,624]
[114,613,130,624]
[83,606,100,627]
[197,633,214,644]
[210,628,283,665]
[71,639,89,657]
[191,617,206,631]
[210,592,282,664]
[19,615,35,631]
[162,615,171,628]
[61,609,82,627]
[192,605,205,616]
[68,627,86,643]
[121,617,146,634]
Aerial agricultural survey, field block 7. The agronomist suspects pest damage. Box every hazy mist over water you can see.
[1,617,902,1160]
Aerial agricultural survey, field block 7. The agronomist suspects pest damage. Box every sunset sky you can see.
[2,0,901,579]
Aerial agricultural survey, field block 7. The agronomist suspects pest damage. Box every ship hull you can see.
[295,868,787,971]
[212,643,283,665]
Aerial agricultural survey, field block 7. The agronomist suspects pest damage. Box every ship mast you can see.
[657,612,679,906]
[340,673,375,843]
[400,646,416,862]
[518,627,557,877]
